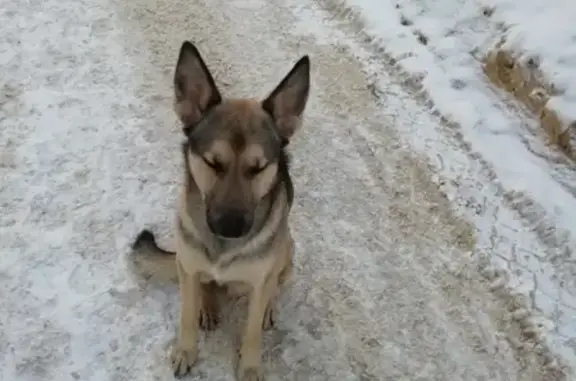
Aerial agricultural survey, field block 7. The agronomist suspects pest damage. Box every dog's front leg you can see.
[263,237,294,330]
[236,277,277,381]
[171,257,201,378]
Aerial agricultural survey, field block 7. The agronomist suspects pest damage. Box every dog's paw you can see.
[235,350,264,381]
[199,308,219,331]
[236,365,264,381]
[262,305,275,330]
[170,344,198,378]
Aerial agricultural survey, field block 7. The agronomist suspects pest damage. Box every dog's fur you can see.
[130,41,310,381]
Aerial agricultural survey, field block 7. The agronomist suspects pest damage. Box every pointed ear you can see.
[173,41,222,126]
[262,56,310,142]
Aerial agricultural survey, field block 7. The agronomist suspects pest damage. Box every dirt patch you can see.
[483,39,576,160]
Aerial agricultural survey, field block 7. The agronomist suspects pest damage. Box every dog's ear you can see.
[262,56,310,142]
[174,41,222,126]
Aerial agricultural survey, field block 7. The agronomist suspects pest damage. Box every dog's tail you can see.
[129,229,178,282]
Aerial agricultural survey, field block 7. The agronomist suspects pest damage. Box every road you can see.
[0,0,568,380]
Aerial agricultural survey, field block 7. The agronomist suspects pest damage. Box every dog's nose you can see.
[207,208,252,238]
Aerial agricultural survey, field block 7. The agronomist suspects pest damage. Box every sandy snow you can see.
[482,0,576,123]
[315,0,576,373]
[0,0,573,380]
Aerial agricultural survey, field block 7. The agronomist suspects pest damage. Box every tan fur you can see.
[187,152,216,200]
[187,138,278,205]
[175,185,292,289]
[172,184,294,380]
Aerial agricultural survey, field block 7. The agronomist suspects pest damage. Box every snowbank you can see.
[483,0,576,160]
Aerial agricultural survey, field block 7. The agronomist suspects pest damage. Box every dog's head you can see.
[173,41,310,239]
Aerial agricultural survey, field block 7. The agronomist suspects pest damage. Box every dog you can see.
[130,40,310,381]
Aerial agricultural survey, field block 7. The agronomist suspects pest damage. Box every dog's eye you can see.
[203,158,225,173]
[246,163,268,177]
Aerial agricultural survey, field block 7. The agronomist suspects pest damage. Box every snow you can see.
[1,0,181,379]
[483,0,576,123]
[318,0,576,372]
[2,0,575,379]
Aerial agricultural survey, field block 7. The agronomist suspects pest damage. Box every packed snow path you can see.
[0,0,568,380]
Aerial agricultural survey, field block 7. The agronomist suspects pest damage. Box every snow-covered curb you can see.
[482,0,576,160]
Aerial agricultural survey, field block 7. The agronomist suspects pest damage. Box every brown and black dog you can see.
[131,41,310,381]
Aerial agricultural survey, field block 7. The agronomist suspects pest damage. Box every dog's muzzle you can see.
[207,207,253,238]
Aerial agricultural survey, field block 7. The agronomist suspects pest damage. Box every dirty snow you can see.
[1,0,574,380]
[320,0,576,372]
[482,0,576,124]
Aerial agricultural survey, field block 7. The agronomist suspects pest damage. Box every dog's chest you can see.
[178,241,273,289]
[197,265,251,295]
[198,260,233,284]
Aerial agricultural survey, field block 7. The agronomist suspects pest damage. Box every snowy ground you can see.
[320,0,576,371]
[1,0,574,380]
